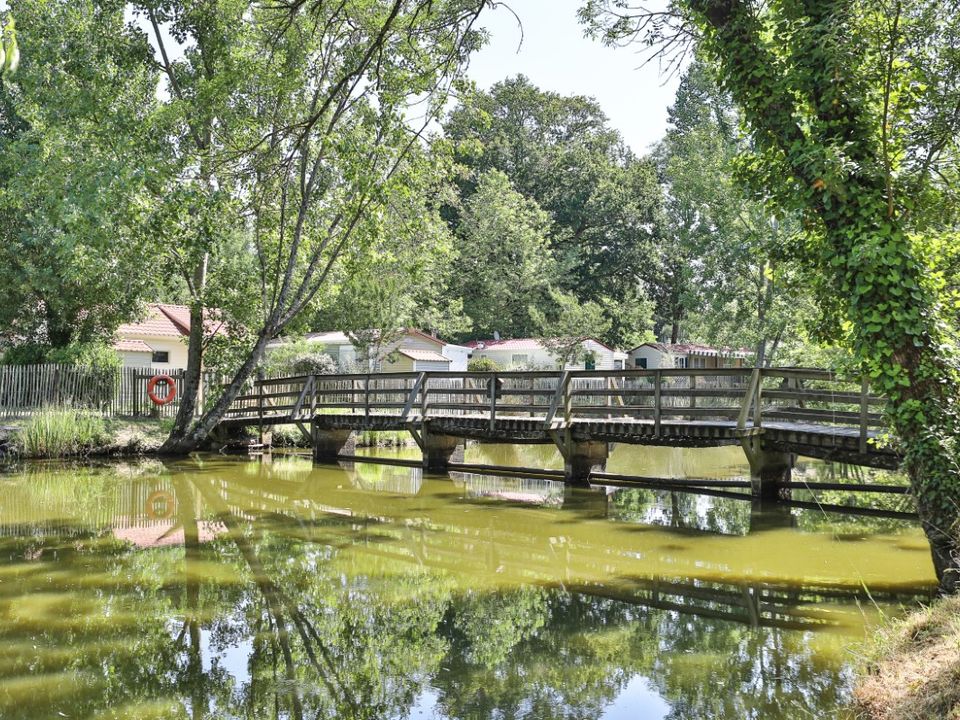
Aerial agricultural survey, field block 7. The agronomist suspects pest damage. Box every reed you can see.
[19,408,110,458]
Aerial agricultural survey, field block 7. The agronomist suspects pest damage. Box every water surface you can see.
[0,450,934,719]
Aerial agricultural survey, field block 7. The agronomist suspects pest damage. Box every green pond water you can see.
[0,443,935,719]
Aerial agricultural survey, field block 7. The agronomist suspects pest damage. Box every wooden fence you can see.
[0,364,224,419]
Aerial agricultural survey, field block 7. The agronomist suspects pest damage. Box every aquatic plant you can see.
[19,408,110,458]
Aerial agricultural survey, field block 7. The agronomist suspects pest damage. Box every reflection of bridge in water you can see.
[217,368,905,499]
[198,468,934,632]
[3,459,926,632]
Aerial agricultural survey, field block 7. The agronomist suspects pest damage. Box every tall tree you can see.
[530,289,617,366]
[582,0,960,591]
[453,168,560,339]
[120,0,490,453]
[443,76,662,347]
[655,61,813,364]
[311,145,470,360]
[0,0,160,350]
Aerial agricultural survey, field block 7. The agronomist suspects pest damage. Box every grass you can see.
[9,412,168,459]
[19,408,111,458]
[852,596,960,719]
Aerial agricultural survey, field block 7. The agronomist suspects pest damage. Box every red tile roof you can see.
[112,339,153,353]
[116,304,226,340]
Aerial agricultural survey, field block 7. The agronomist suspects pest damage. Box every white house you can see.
[465,338,628,371]
[113,304,225,370]
[268,328,470,373]
[627,342,753,370]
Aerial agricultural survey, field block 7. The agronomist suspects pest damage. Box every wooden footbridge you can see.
[217,367,901,498]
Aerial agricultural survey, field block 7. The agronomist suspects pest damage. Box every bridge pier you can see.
[554,434,609,485]
[740,436,794,500]
[312,427,356,463]
[420,431,463,473]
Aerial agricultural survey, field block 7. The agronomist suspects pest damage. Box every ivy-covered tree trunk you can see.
[680,0,960,592]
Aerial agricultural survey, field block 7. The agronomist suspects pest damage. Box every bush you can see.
[467,356,501,372]
[0,343,49,365]
[19,409,111,458]
[47,343,122,371]
[265,338,339,376]
[2,341,121,371]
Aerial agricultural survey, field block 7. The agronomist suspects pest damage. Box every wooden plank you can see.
[653,369,662,437]
[765,407,884,425]
[762,389,884,405]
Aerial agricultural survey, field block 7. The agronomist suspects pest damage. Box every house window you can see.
[585,357,596,371]
[635,357,648,369]
[614,360,623,370]
[691,357,706,369]
[674,356,688,369]
[152,351,169,364]
[511,354,528,366]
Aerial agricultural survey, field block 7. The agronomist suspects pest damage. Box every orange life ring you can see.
[145,490,175,520]
[147,374,177,406]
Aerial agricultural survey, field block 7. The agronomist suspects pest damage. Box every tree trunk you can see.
[684,0,960,592]
[166,302,206,442]
[160,330,274,455]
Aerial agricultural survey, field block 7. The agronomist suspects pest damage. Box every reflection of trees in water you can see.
[611,488,755,535]
[0,470,898,720]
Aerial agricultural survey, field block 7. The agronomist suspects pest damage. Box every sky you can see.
[465,0,681,154]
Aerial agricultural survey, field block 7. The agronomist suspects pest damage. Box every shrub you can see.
[265,338,339,376]
[19,409,111,458]
[467,356,501,372]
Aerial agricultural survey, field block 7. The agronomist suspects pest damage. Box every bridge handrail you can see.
[230,367,887,454]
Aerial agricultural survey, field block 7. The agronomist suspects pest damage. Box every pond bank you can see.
[853,595,960,719]
[0,414,415,460]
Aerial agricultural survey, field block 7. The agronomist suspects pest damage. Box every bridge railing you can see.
[225,367,887,451]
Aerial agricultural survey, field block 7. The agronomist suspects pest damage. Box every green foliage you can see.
[0,1,162,348]
[313,145,471,346]
[582,0,960,589]
[654,61,814,362]
[18,408,109,458]
[531,288,619,365]
[443,76,661,347]
[2,341,121,372]
[467,356,501,372]
[0,14,18,77]
[454,169,560,339]
[264,339,338,376]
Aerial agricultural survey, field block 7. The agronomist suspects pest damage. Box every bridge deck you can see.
[217,368,901,470]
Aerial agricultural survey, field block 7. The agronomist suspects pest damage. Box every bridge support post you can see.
[312,427,355,464]
[554,434,608,485]
[421,431,463,473]
[740,435,794,500]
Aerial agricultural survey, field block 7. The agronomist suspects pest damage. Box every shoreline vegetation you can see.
[853,597,960,719]
[0,410,416,460]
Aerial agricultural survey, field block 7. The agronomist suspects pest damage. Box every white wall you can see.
[443,344,471,372]
[471,340,620,371]
[119,335,189,369]
[471,347,558,370]
[119,350,152,368]
[627,346,672,369]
